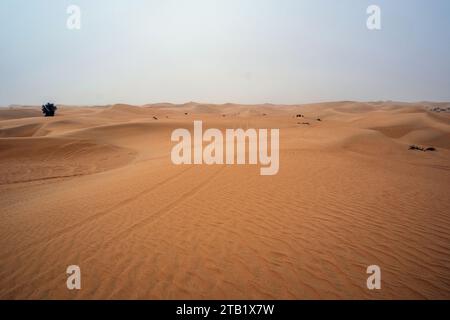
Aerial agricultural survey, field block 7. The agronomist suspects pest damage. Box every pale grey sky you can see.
[1,0,449,105]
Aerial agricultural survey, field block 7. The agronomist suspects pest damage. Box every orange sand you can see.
[0,101,449,299]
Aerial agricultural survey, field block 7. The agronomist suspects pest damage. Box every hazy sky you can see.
[1,0,449,105]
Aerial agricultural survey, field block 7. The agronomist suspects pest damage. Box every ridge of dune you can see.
[0,101,449,299]
[0,123,44,138]
[0,136,136,185]
[0,108,42,120]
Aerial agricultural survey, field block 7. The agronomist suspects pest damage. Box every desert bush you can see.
[409,145,437,152]
[409,145,424,151]
[42,103,57,117]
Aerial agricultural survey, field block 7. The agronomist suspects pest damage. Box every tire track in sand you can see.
[0,166,194,260]
[0,166,224,298]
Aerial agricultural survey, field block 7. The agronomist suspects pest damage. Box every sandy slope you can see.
[0,102,449,299]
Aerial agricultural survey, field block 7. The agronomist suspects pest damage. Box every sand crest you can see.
[0,102,449,299]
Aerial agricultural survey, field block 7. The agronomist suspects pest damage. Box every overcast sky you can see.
[1,0,449,105]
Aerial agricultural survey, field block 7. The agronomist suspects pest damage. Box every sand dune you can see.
[0,102,449,299]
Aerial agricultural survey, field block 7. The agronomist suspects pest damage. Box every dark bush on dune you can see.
[409,145,437,152]
[409,145,424,151]
[42,103,57,117]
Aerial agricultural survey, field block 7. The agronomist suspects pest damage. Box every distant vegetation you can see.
[42,103,57,117]
[430,106,450,113]
[409,145,436,152]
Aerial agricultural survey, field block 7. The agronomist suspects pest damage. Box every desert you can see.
[0,101,449,299]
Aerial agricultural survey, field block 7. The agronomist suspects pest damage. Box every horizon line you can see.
[2,100,450,108]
